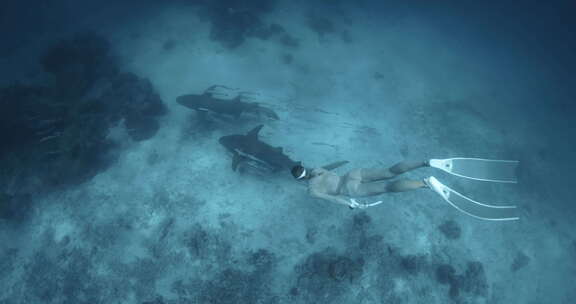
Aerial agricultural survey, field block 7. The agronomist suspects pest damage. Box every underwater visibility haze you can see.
[0,0,575,303]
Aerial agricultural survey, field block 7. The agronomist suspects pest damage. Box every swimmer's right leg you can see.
[386,179,427,192]
[360,161,428,182]
[389,160,429,174]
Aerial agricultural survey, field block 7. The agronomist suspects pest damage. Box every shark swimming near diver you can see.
[176,85,279,120]
[219,125,300,173]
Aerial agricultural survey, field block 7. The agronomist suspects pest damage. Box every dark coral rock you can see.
[400,254,427,275]
[40,112,116,185]
[437,261,488,299]
[289,287,299,296]
[0,32,166,190]
[460,261,488,296]
[307,14,335,38]
[202,269,252,303]
[39,36,166,143]
[435,264,456,285]
[184,224,231,261]
[186,224,211,258]
[438,220,461,240]
[511,251,530,272]
[449,284,460,299]
[125,115,160,141]
[0,82,119,186]
[108,73,166,117]
[0,84,57,149]
[248,248,275,270]
[200,268,276,304]
[193,0,285,49]
[328,256,364,282]
[353,212,371,227]
[100,72,166,141]
[293,248,364,301]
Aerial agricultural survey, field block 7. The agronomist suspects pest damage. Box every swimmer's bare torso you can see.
[308,168,342,195]
[305,161,385,209]
[307,165,358,207]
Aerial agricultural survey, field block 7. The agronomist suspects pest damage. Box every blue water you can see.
[1,0,575,303]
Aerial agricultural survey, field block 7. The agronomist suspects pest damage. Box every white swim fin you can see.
[429,158,519,183]
[425,176,519,221]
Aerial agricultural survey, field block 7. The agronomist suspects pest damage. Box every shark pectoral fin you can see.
[232,153,243,171]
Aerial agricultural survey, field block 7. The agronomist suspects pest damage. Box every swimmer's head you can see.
[291,165,308,180]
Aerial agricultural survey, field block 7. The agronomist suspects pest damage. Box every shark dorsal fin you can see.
[247,125,264,138]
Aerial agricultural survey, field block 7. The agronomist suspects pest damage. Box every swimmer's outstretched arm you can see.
[321,161,349,171]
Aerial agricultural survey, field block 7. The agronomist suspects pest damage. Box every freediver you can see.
[291,160,430,209]
[292,158,520,221]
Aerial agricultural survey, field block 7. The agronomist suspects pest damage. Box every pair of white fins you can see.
[426,158,520,221]
[364,158,520,221]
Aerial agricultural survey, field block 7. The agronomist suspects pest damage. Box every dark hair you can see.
[291,165,306,179]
